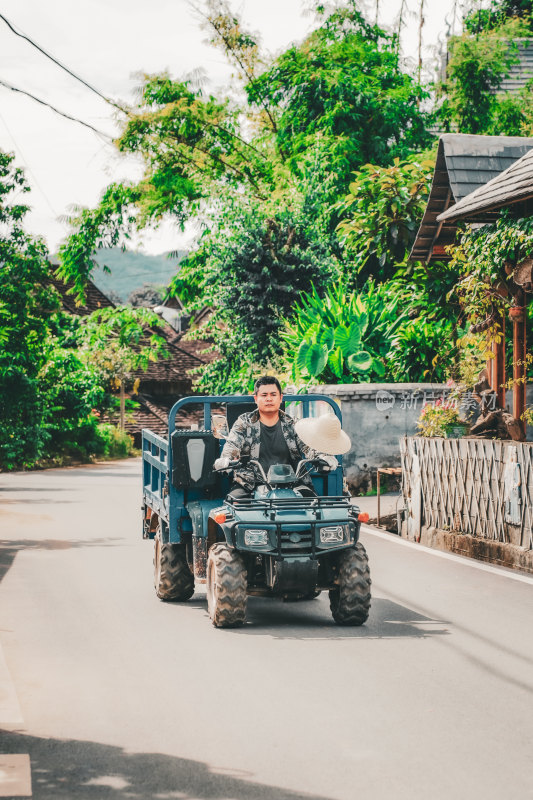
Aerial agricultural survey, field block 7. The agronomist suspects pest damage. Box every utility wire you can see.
[0,78,113,141]
[0,12,128,115]
[0,109,60,218]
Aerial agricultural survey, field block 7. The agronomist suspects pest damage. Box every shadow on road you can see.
[0,729,333,800]
[0,539,125,585]
[0,487,71,492]
[179,595,448,640]
[61,469,139,479]
[0,498,75,505]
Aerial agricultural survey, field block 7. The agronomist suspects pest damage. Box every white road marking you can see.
[0,755,31,797]
[361,525,533,586]
[0,647,23,725]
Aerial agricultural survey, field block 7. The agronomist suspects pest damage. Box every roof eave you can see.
[437,191,533,223]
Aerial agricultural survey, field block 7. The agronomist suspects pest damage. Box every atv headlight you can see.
[320,525,344,543]
[244,529,269,546]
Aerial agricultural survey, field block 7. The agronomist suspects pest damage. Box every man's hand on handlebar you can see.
[316,455,338,472]
[294,456,338,478]
[213,457,239,472]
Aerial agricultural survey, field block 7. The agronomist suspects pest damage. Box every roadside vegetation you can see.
[3,0,533,467]
[0,151,167,469]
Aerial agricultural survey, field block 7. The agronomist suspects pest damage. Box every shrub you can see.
[95,423,135,459]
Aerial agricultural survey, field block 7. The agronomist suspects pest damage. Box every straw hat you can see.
[295,414,351,455]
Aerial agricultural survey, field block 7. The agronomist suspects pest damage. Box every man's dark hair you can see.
[253,375,282,394]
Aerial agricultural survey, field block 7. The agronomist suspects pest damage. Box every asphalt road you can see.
[1,458,533,800]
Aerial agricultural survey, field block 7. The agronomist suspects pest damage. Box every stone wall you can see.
[314,383,448,492]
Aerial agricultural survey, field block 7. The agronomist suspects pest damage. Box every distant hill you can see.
[90,248,186,302]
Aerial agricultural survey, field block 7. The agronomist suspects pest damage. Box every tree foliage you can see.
[448,212,533,325]
[436,16,533,134]
[0,150,168,467]
[336,153,435,284]
[247,3,432,192]
[193,200,337,392]
[77,306,168,428]
[0,151,56,466]
[464,0,533,33]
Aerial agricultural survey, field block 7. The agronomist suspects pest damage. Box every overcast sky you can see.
[0,0,459,255]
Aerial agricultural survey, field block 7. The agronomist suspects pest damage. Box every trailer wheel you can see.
[206,543,247,628]
[329,543,371,626]
[154,529,195,601]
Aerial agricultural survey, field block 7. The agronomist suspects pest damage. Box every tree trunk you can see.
[396,0,407,53]
[120,381,125,431]
[417,0,425,84]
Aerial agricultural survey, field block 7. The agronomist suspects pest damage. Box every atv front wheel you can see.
[329,543,371,625]
[154,529,195,601]
[206,543,247,628]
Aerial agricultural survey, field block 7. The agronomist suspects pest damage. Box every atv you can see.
[142,394,371,628]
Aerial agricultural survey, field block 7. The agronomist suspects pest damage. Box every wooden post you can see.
[492,314,506,409]
[486,345,493,389]
[512,291,527,439]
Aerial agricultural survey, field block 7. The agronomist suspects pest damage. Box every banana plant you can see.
[282,282,388,381]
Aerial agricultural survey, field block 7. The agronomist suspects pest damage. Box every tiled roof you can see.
[410,134,533,262]
[124,400,168,440]
[45,261,211,387]
[45,262,115,315]
[115,395,211,442]
[194,306,214,326]
[499,40,533,93]
[130,324,209,385]
[437,144,533,223]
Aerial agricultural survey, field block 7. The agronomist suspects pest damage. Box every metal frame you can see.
[142,429,169,522]
[227,496,351,512]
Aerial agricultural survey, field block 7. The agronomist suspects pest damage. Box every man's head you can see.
[253,375,283,418]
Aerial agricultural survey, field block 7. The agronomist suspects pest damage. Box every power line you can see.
[0,110,60,219]
[0,12,128,115]
[0,78,113,141]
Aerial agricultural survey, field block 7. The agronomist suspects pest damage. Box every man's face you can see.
[254,384,283,415]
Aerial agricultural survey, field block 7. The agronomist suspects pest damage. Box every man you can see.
[214,375,338,497]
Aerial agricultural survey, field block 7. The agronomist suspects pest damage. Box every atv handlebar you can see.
[213,457,333,484]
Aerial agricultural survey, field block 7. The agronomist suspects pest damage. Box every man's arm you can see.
[219,416,247,461]
[215,416,256,490]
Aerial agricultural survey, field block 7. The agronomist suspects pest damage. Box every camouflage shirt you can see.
[221,409,321,490]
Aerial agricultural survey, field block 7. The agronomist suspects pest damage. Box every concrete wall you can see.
[314,383,449,492]
[312,383,533,492]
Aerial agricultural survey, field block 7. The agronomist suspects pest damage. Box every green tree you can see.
[463,0,533,33]
[77,307,168,429]
[194,199,337,393]
[246,3,432,194]
[56,1,437,393]
[0,151,57,467]
[336,153,435,284]
[436,16,532,134]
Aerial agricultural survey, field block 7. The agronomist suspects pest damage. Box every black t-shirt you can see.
[258,420,292,475]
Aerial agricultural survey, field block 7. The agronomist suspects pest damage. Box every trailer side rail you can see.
[142,429,169,522]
